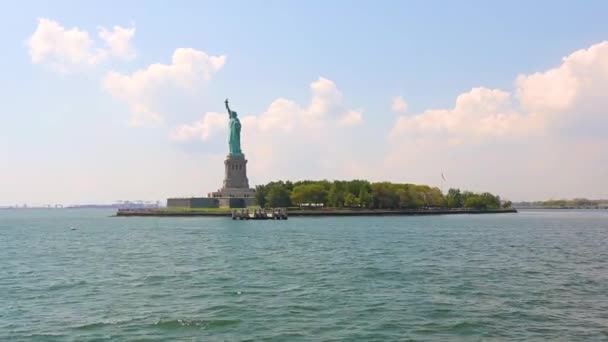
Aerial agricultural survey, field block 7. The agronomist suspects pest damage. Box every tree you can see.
[255,179,505,211]
[255,185,268,208]
[371,182,400,209]
[344,192,360,207]
[290,184,328,206]
[285,180,294,191]
[464,195,484,209]
[543,199,567,207]
[446,188,464,208]
[463,192,500,209]
[346,180,370,196]
[398,185,424,208]
[424,186,445,207]
[328,181,347,207]
[358,188,372,208]
[266,184,292,207]
[479,192,500,209]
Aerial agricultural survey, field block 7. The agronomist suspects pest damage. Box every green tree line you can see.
[254,180,508,210]
[514,198,607,208]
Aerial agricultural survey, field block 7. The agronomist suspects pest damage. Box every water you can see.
[1,209,607,341]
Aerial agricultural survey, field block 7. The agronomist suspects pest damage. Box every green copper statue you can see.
[224,99,243,156]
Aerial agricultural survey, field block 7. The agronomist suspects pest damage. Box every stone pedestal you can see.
[209,154,256,207]
[223,154,249,188]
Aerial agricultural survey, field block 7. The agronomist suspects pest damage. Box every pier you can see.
[231,208,288,220]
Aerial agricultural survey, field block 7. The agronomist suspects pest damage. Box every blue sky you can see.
[2,1,608,205]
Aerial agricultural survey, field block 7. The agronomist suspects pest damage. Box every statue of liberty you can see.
[224,99,243,156]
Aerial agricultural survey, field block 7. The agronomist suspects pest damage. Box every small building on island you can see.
[166,99,256,209]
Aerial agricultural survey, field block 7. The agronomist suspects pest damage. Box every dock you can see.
[231,208,288,220]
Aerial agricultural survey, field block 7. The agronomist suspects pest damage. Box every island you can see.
[117,179,516,217]
[121,99,516,217]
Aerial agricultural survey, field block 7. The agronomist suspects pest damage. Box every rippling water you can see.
[1,209,607,341]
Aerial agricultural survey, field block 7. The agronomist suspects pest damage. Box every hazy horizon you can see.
[2,1,608,205]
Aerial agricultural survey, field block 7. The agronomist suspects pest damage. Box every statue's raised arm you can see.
[224,98,232,116]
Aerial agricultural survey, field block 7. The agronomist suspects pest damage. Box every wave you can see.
[73,319,133,330]
[154,318,241,330]
[47,280,87,291]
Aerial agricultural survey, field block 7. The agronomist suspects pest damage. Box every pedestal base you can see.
[207,154,256,208]
[223,154,250,189]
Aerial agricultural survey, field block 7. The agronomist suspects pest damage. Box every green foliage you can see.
[293,179,331,190]
[446,188,464,208]
[463,191,501,209]
[265,183,292,208]
[421,186,445,207]
[254,179,504,210]
[541,198,595,208]
[542,199,568,207]
[346,180,371,196]
[358,188,373,208]
[371,182,400,209]
[290,184,328,205]
[398,185,424,208]
[344,192,360,207]
[328,181,347,207]
[514,198,607,208]
[255,184,268,208]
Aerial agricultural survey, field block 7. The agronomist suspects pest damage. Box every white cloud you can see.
[307,77,342,118]
[259,77,361,130]
[27,18,136,70]
[171,77,364,181]
[391,87,534,145]
[391,96,408,113]
[387,40,608,200]
[103,48,226,125]
[98,25,136,60]
[516,41,608,126]
[392,40,608,146]
[170,112,227,141]
[339,110,363,126]
[27,18,99,67]
[173,77,361,139]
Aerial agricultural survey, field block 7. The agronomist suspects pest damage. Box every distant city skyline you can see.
[2,0,608,205]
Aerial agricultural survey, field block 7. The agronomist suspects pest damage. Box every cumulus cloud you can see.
[257,77,362,131]
[27,18,135,70]
[339,110,363,126]
[516,41,608,128]
[170,112,227,141]
[172,77,361,140]
[387,40,608,200]
[391,87,535,145]
[103,48,226,125]
[98,25,136,60]
[171,77,364,180]
[391,96,408,113]
[392,40,608,145]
